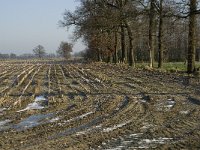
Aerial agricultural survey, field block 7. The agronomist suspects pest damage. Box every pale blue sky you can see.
[0,0,85,55]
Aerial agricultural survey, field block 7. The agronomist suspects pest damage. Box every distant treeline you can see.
[0,53,57,60]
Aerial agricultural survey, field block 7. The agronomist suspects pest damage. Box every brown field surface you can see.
[0,60,200,149]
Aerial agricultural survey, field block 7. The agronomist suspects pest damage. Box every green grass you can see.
[136,62,200,72]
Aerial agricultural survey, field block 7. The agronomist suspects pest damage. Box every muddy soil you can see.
[0,61,200,150]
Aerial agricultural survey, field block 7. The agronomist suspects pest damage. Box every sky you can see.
[0,0,85,55]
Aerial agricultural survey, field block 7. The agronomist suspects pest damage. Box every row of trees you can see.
[0,42,73,60]
[32,42,73,59]
[0,53,17,59]
[60,0,200,73]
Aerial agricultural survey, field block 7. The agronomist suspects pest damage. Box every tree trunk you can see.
[121,24,127,63]
[98,49,102,62]
[187,0,197,73]
[107,54,113,63]
[149,0,156,68]
[125,21,135,67]
[158,0,163,68]
[196,49,200,61]
[114,31,118,63]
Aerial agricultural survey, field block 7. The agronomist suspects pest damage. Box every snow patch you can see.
[180,111,189,114]
[130,133,143,138]
[0,108,7,112]
[66,111,94,123]
[76,125,102,136]
[138,137,173,147]
[103,120,131,132]
[49,117,60,123]
[156,98,176,111]
[17,95,48,112]
[0,108,7,116]
[139,138,173,144]
[141,123,154,130]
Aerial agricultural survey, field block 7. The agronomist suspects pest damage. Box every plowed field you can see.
[0,60,200,149]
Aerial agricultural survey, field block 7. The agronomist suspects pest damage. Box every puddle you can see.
[14,113,54,131]
[17,95,48,112]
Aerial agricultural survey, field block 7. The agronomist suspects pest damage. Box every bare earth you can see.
[0,60,200,150]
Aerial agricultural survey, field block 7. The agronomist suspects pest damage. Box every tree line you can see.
[0,42,73,60]
[60,0,200,73]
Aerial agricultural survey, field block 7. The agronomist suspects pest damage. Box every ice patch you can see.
[17,95,48,112]
[14,113,54,131]
[0,119,11,126]
[0,119,12,131]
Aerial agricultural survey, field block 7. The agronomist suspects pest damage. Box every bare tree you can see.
[33,45,46,58]
[149,0,156,68]
[59,0,200,72]
[57,41,73,60]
